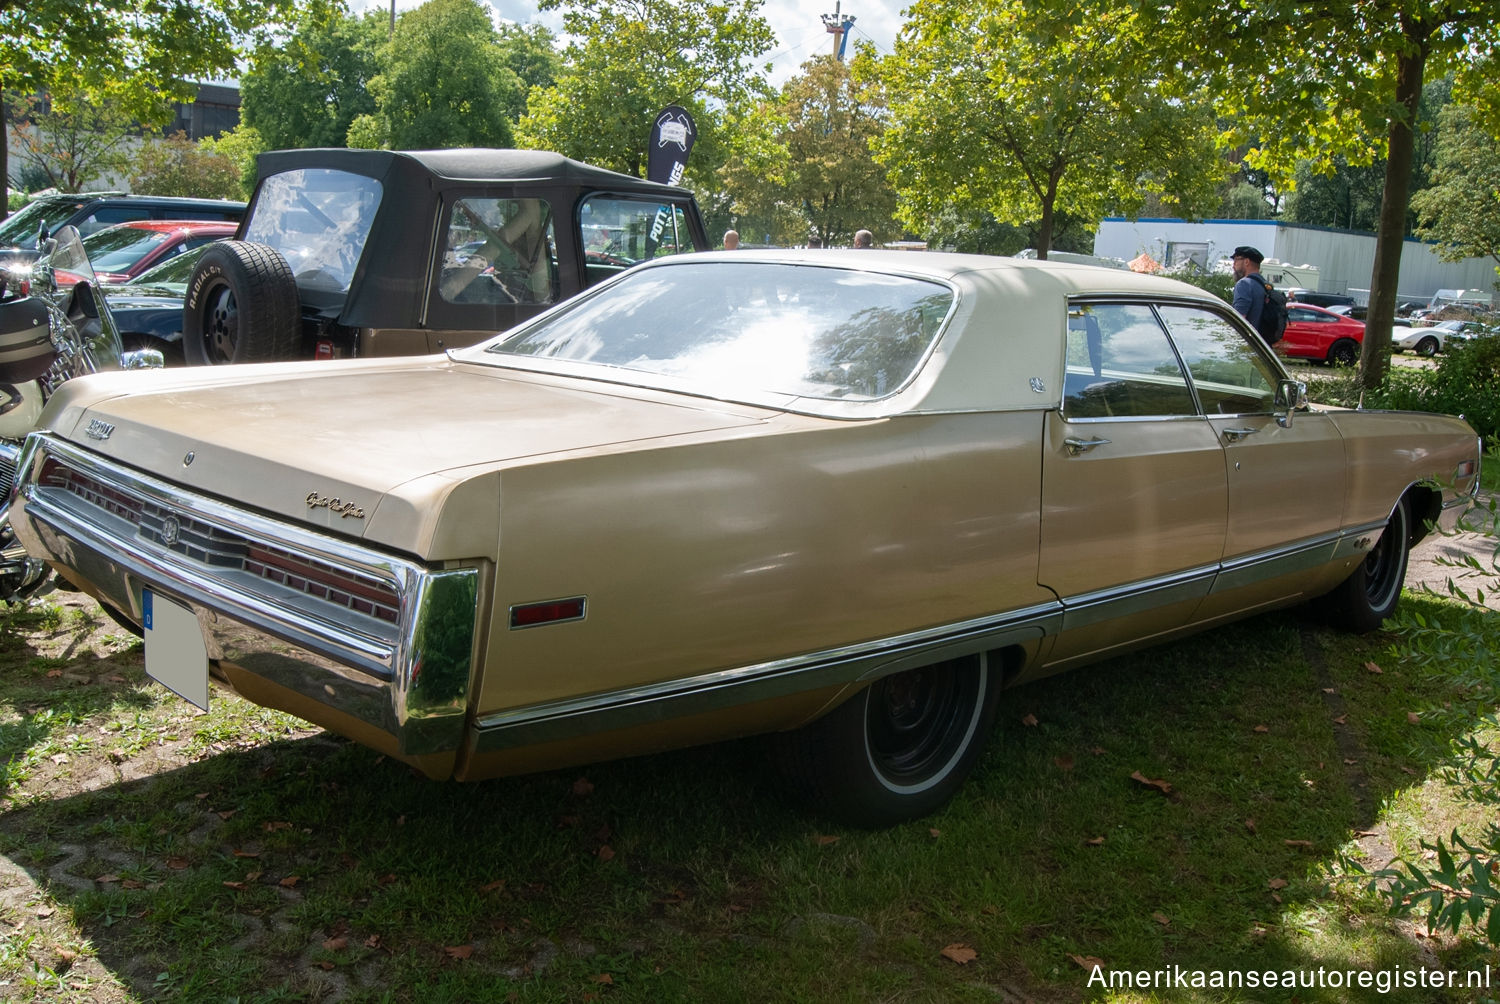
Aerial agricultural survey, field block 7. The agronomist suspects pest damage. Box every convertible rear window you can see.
[486,262,954,402]
[243,168,382,295]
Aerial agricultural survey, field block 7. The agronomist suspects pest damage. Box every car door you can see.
[1157,304,1348,620]
[1282,305,1336,357]
[1039,301,1228,668]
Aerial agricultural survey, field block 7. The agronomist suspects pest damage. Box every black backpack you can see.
[1257,280,1288,344]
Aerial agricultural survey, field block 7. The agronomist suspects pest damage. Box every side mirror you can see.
[1274,378,1307,428]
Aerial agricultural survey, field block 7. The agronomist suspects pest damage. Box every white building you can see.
[1093,217,1496,302]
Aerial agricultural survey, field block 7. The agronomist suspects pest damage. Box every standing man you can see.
[853,229,874,248]
[1230,245,1267,328]
[722,229,740,250]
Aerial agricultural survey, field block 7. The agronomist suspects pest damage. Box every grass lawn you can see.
[0,577,1497,1002]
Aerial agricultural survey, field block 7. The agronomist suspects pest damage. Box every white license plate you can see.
[143,589,209,710]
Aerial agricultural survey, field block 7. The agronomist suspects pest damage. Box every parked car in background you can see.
[0,193,245,269]
[1286,290,1357,310]
[1279,302,1366,365]
[75,220,237,284]
[11,250,1481,826]
[1390,319,1484,357]
[101,245,212,364]
[181,147,710,365]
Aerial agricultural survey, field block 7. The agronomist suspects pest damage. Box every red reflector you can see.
[314,340,334,360]
[510,597,586,628]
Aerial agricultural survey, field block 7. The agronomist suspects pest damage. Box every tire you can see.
[1326,339,1359,366]
[1326,497,1411,633]
[182,241,301,365]
[771,653,1001,827]
[1414,336,1440,357]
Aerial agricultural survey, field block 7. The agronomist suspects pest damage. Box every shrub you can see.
[1364,336,1500,445]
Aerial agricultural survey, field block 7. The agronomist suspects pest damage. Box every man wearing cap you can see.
[1230,245,1267,327]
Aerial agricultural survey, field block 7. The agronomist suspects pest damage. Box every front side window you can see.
[1157,305,1278,414]
[243,168,382,294]
[485,261,953,402]
[578,196,696,287]
[1062,303,1196,418]
[438,198,557,306]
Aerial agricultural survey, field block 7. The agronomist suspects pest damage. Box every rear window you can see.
[243,168,383,295]
[486,261,954,402]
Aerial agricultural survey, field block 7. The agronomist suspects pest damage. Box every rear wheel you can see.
[772,653,1001,827]
[1326,339,1359,366]
[182,241,301,365]
[1414,336,1440,357]
[1326,497,1411,632]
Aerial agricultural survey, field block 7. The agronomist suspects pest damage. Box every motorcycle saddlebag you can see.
[0,297,57,383]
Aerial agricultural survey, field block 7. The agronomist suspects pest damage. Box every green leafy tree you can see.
[1411,104,1500,276]
[5,86,134,192]
[200,124,267,200]
[518,0,775,180]
[1180,1,1500,388]
[870,0,1224,259]
[721,54,897,247]
[0,0,310,214]
[496,23,563,121]
[241,4,386,152]
[366,0,520,150]
[129,132,242,200]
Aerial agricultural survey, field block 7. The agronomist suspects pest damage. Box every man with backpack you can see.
[1230,245,1288,345]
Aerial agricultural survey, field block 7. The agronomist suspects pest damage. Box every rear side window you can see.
[438,198,558,306]
[75,206,151,236]
[1062,303,1196,418]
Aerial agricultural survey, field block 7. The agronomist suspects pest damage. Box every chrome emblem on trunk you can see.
[306,492,367,520]
[85,419,114,441]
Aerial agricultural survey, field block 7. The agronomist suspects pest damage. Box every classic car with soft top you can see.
[181,147,710,365]
[9,250,1481,826]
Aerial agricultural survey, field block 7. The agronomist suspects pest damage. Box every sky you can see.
[360,0,907,85]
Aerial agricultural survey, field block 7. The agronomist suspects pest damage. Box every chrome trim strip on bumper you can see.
[11,434,479,756]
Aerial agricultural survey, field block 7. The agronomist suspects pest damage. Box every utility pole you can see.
[821,1,856,61]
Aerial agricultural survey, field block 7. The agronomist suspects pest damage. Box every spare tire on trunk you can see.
[182,241,301,365]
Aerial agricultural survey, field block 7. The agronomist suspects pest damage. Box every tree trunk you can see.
[1035,200,1055,260]
[1,83,8,221]
[1361,44,1426,390]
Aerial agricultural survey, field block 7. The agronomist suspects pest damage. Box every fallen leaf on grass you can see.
[233,849,260,859]
[1332,715,1347,725]
[478,879,506,894]
[1284,840,1314,849]
[216,810,237,821]
[96,874,120,884]
[929,828,941,839]
[1054,754,1075,770]
[1322,687,1337,695]
[1020,713,1039,727]
[1129,771,1173,796]
[1245,818,1257,833]
[121,879,145,890]
[813,834,840,846]
[596,845,616,862]
[279,875,302,888]
[364,934,382,949]
[1253,725,1269,734]
[444,945,473,960]
[50,754,68,764]
[592,974,615,985]
[1153,913,1170,927]
[377,873,399,886]
[45,669,62,678]
[1070,953,1105,972]
[55,948,78,966]
[1354,829,1381,838]
[317,961,335,971]
[572,777,595,797]
[322,937,347,951]
[1365,661,1384,674]
[1267,878,1288,890]
[1085,836,1105,846]
[941,944,978,965]
[107,674,126,683]
[1407,712,1421,725]
[263,821,292,832]
[222,881,247,891]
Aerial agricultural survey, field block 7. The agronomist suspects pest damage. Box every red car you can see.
[1278,302,1366,365]
[68,219,239,284]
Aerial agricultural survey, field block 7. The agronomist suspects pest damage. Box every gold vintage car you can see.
[8,250,1482,826]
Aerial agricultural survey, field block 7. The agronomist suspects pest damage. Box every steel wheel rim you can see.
[204,284,238,364]
[865,658,984,790]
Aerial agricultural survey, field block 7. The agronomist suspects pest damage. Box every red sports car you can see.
[1278,302,1366,365]
[71,219,238,284]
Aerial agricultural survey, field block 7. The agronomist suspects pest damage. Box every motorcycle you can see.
[0,224,160,600]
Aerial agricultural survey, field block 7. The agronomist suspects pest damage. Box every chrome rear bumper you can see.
[10,434,480,762]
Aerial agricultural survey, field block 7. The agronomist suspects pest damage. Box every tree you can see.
[720,54,897,247]
[241,5,385,152]
[518,0,776,180]
[1178,1,1500,388]
[0,0,309,214]
[129,133,242,200]
[366,0,519,150]
[1411,103,1500,277]
[870,0,1224,259]
[5,86,134,192]
[200,124,267,201]
[496,23,563,122]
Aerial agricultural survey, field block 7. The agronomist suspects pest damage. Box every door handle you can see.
[1064,436,1112,456]
[1222,427,1260,443]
